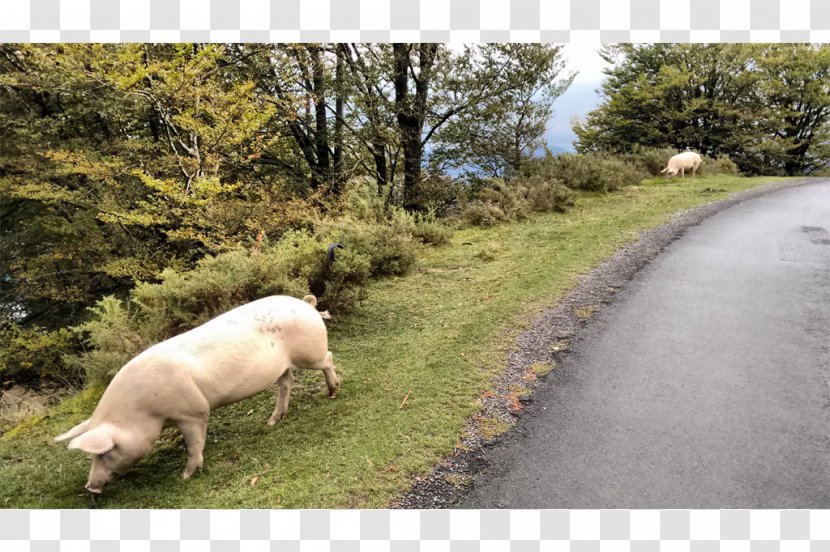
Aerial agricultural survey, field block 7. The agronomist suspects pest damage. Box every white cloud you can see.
[561,43,611,86]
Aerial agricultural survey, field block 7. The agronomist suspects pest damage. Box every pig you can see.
[54,294,339,494]
[660,151,702,178]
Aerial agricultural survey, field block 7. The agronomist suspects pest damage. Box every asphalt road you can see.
[460,180,830,508]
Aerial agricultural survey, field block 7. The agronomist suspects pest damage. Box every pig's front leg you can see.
[178,417,208,479]
[267,369,294,426]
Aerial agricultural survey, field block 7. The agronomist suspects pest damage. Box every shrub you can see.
[340,178,452,246]
[523,176,576,213]
[271,229,373,311]
[699,154,740,176]
[532,153,646,192]
[68,293,193,386]
[623,146,679,176]
[389,209,452,246]
[319,219,418,278]
[340,178,388,224]
[461,202,509,227]
[129,229,378,331]
[416,173,463,216]
[0,324,80,386]
[130,249,300,340]
[460,176,576,227]
[478,180,530,221]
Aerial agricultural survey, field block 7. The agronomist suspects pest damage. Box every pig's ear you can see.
[54,419,91,443]
[67,426,115,455]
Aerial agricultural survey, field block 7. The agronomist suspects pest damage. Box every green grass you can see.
[0,175,791,508]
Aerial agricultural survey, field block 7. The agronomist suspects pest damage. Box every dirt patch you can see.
[392,178,815,509]
[0,385,71,433]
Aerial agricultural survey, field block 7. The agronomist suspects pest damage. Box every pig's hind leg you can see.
[177,416,208,479]
[322,352,340,398]
[267,369,294,426]
[309,351,340,398]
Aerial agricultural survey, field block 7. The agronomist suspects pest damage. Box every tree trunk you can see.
[372,144,388,192]
[332,47,344,194]
[392,43,437,211]
[312,46,330,188]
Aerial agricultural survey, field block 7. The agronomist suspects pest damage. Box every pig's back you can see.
[117,296,329,409]
[673,151,700,165]
[152,295,326,355]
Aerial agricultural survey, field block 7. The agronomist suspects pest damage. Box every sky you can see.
[544,43,612,153]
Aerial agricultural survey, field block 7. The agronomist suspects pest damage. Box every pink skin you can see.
[55,295,339,494]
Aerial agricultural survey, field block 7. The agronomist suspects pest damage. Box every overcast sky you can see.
[545,43,612,152]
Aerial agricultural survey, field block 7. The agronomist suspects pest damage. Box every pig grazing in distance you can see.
[54,295,339,494]
[661,151,702,178]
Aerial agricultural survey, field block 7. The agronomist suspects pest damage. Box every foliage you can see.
[621,146,679,176]
[339,178,451,245]
[389,209,452,246]
[0,324,79,386]
[319,220,418,278]
[461,175,576,227]
[1,43,573,360]
[523,176,577,212]
[430,44,575,179]
[527,153,646,193]
[699,155,740,177]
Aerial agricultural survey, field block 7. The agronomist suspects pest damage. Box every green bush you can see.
[129,229,378,331]
[699,154,740,176]
[461,201,510,227]
[523,176,576,213]
[319,219,418,278]
[340,179,452,246]
[130,249,300,340]
[389,209,452,246]
[0,324,80,386]
[272,229,372,311]
[622,146,679,176]
[341,178,388,224]
[460,176,576,227]
[529,153,646,192]
[416,173,463,216]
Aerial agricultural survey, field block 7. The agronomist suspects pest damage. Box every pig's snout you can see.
[85,462,116,494]
[84,482,104,494]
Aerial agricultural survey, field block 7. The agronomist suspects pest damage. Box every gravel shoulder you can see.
[393,177,817,509]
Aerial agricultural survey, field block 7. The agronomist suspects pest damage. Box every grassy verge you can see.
[0,175,791,508]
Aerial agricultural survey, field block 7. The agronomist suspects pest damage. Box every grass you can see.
[0,174,791,508]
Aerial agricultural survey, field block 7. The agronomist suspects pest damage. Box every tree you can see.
[1,44,291,329]
[338,43,400,192]
[431,44,574,179]
[755,44,830,174]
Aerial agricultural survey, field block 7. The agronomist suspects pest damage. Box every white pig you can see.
[54,295,339,494]
[660,151,702,178]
